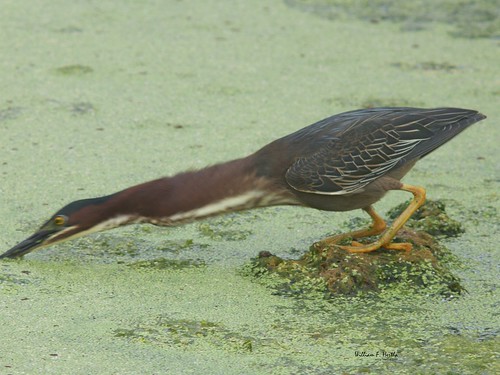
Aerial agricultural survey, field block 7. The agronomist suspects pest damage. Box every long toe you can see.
[340,242,383,253]
[341,240,412,253]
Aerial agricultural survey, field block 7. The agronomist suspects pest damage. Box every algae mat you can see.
[1,1,498,374]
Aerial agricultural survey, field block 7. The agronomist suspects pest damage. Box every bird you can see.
[0,107,485,259]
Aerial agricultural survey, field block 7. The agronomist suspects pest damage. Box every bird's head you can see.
[0,194,132,259]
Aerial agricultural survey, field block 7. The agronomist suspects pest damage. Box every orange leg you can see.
[341,184,426,253]
[318,184,426,253]
[318,205,387,247]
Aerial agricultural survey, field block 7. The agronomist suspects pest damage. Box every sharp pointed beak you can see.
[0,230,58,259]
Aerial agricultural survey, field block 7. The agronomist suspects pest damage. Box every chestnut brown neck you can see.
[91,155,299,227]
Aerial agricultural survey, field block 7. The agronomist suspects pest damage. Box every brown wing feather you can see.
[285,107,484,195]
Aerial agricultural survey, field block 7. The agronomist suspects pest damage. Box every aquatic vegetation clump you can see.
[127,257,206,270]
[114,315,257,353]
[387,199,464,237]
[246,200,465,298]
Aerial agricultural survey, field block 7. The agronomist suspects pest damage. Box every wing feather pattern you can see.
[285,107,484,195]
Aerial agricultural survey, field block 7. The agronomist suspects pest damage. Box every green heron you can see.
[1,107,485,259]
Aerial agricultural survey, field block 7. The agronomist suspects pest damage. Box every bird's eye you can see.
[54,215,66,226]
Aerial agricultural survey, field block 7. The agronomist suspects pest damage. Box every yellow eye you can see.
[54,215,66,226]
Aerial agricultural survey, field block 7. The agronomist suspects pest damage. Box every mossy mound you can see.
[245,200,465,298]
[387,199,464,237]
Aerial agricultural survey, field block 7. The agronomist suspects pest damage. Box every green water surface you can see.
[0,1,498,374]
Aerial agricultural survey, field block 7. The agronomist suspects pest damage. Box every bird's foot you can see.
[313,235,351,254]
[340,240,412,253]
[315,234,413,254]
